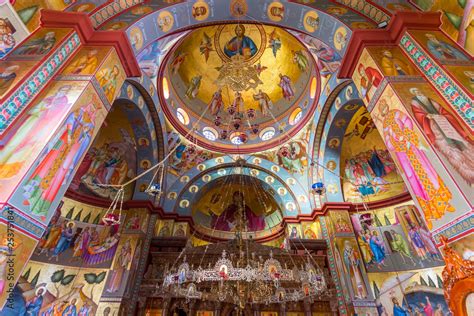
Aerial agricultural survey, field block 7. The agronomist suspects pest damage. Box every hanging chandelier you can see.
[160,235,328,308]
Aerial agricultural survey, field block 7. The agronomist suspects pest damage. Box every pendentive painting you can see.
[341,106,406,203]
[70,104,138,201]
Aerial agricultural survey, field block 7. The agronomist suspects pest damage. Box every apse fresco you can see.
[191,175,283,234]
[392,81,474,199]
[71,105,137,201]
[365,46,418,76]
[371,86,470,231]
[62,46,112,76]
[0,60,36,98]
[0,81,88,204]
[410,0,474,55]
[350,202,444,273]
[369,266,449,316]
[0,2,29,59]
[11,28,72,59]
[409,30,471,63]
[341,107,406,203]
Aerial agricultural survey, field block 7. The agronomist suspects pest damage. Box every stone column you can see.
[339,12,473,246]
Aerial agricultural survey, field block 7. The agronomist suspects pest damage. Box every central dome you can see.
[159,24,319,153]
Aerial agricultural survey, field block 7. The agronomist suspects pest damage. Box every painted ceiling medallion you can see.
[159,24,319,153]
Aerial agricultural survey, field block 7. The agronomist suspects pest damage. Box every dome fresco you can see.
[159,24,319,153]
[2,1,473,315]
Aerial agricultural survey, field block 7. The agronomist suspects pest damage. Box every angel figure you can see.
[268,28,282,57]
[170,52,187,74]
[278,73,295,100]
[186,75,202,99]
[199,32,213,62]
[292,50,309,72]
[253,89,273,116]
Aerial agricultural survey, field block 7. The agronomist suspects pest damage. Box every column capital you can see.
[40,10,141,77]
[338,11,442,78]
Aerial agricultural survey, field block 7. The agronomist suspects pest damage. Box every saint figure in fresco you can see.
[67,49,99,74]
[16,31,56,56]
[342,241,367,299]
[392,297,410,316]
[231,91,244,113]
[71,226,90,261]
[0,18,16,58]
[378,100,454,229]
[62,298,78,316]
[425,33,468,61]
[408,223,428,261]
[50,221,75,262]
[209,89,224,116]
[24,287,45,316]
[97,65,120,101]
[22,103,96,221]
[211,191,265,231]
[307,39,341,76]
[224,24,257,58]
[357,231,373,264]
[253,89,273,116]
[278,73,295,100]
[107,239,132,293]
[292,50,309,72]
[0,85,73,181]
[357,64,382,103]
[380,50,412,76]
[186,75,202,99]
[389,230,416,265]
[369,230,386,268]
[409,87,474,185]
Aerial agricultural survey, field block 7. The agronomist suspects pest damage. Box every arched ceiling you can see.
[159,24,319,152]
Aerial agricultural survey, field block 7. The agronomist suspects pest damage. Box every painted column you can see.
[339,12,473,248]
[323,209,374,314]
[0,10,139,310]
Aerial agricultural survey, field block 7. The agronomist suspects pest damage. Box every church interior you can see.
[0,0,473,315]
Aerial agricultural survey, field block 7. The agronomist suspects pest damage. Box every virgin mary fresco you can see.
[211,190,265,231]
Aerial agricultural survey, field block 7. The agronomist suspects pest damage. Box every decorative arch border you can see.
[163,155,312,217]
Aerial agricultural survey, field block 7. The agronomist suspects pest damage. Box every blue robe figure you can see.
[368,150,386,177]
[62,300,77,316]
[392,298,409,316]
[52,223,74,257]
[224,25,257,58]
[24,289,44,316]
[369,233,385,264]
[425,33,467,61]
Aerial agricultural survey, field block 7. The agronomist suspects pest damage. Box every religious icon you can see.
[267,28,281,57]
[49,221,75,262]
[334,27,348,51]
[379,49,414,76]
[65,49,99,75]
[278,73,294,100]
[407,86,474,185]
[170,52,187,75]
[186,75,202,99]
[0,18,15,58]
[231,91,244,113]
[377,99,455,229]
[357,64,382,103]
[200,32,213,62]
[424,32,468,61]
[223,24,257,59]
[210,191,265,231]
[21,103,97,221]
[106,239,133,293]
[97,65,121,102]
[292,50,309,72]
[341,240,368,299]
[15,31,56,56]
[253,89,273,116]
[209,88,224,116]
